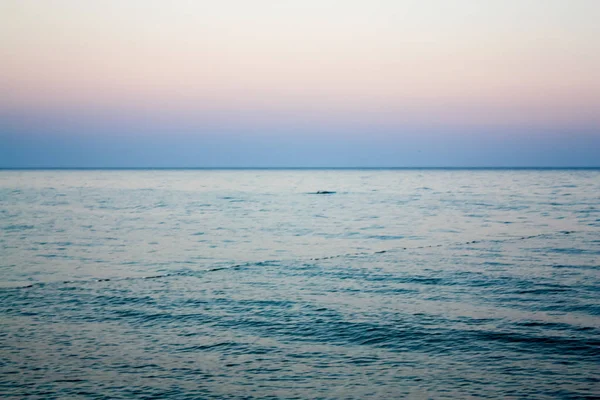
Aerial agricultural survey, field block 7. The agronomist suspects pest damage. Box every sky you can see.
[1,0,599,167]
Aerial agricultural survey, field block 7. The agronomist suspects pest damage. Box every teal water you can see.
[1,169,599,398]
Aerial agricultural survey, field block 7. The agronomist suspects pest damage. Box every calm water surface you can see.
[1,170,599,398]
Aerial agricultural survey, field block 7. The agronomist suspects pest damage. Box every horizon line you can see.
[2,166,600,171]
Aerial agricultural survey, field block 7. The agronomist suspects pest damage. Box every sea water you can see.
[1,169,599,398]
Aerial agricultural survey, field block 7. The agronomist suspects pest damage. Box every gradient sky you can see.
[1,0,599,167]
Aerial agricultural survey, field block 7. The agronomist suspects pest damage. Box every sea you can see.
[1,169,599,399]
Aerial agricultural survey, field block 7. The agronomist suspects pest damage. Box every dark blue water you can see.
[1,170,599,398]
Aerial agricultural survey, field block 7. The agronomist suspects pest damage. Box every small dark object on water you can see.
[315,191,336,194]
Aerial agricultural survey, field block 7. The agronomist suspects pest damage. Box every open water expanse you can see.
[1,169,599,399]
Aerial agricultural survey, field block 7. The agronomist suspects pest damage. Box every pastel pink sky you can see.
[2,0,599,127]
[1,1,599,167]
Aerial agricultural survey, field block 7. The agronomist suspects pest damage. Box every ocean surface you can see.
[1,169,599,399]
